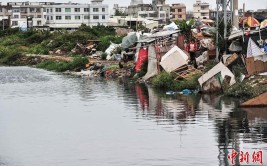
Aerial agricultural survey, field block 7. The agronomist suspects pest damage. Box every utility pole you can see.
[232,0,239,28]
[216,0,234,61]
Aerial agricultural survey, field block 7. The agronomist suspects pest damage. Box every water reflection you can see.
[0,67,266,166]
[130,84,267,165]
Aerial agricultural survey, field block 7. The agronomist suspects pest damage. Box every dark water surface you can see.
[0,66,266,166]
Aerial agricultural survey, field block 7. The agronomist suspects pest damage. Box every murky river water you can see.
[0,66,267,166]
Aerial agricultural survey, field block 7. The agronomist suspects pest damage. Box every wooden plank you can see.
[246,57,256,75]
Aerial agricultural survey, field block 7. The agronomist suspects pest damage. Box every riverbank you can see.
[1,26,267,105]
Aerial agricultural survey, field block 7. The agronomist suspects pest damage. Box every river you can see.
[0,66,266,166]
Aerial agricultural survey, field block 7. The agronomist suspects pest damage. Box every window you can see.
[84,15,90,19]
[93,15,99,19]
[50,8,52,12]
[102,8,105,12]
[36,8,41,13]
[65,8,71,12]
[65,16,71,20]
[178,15,182,18]
[84,8,89,12]
[56,16,61,20]
[51,16,53,20]
[14,15,19,18]
[13,9,19,13]
[93,8,99,12]
[102,15,105,19]
[75,8,80,12]
[178,9,182,12]
[55,8,61,12]
[47,16,49,20]
[30,8,35,12]
[46,9,49,13]
[37,21,41,25]
[37,15,42,18]
[21,15,26,18]
[75,16,80,20]
[12,21,18,26]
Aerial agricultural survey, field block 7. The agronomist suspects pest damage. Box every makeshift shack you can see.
[245,38,267,75]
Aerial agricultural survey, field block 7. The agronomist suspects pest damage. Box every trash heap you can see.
[68,19,267,107]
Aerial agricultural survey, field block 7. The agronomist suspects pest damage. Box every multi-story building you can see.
[1,0,108,30]
[128,0,170,24]
[112,4,128,16]
[8,1,48,29]
[0,3,12,29]
[171,3,186,21]
[45,0,108,30]
[193,0,209,19]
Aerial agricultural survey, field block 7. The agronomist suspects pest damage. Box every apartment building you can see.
[171,3,186,21]
[8,1,48,29]
[0,0,108,30]
[0,3,12,29]
[112,4,128,16]
[128,0,170,24]
[45,0,108,30]
[193,0,209,19]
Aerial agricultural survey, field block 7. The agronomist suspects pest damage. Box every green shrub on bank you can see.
[0,46,23,65]
[28,44,49,55]
[152,72,176,90]
[224,81,267,99]
[97,35,124,51]
[152,72,201,91]
[37,57,88,72]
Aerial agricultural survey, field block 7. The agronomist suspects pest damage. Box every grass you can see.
[36,56,88,72]
[224,80,267,100]
[151,72,201,91]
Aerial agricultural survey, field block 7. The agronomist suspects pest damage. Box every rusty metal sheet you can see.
[241,92,267,107]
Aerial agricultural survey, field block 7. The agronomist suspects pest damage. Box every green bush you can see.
[152,72,176,90]
[152,72,201,91]
[97,35,123,51]
[36,56,88,72]
[28,44,49,54]
[101,52,107,60]
[224,81,267,99]
[173,74,201,90]
[0,48,22,65]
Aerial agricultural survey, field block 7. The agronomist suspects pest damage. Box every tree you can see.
[114,9,127,16]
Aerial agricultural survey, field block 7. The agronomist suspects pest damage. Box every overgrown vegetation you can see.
[0,24,121,67]
[224,80,267,99]
[152,72,201,91]
[36,56,88,72]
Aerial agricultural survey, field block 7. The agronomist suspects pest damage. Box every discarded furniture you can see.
[173,65,202,80]
[160,46,188,73]
[198,62,236,93]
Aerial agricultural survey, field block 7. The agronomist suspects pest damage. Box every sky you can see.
[0,0,266,11]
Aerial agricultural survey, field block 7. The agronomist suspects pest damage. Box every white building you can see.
[8,2,48,29]
[45,0,109,30]
[193,0,209,19]
[111,4,128,16]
